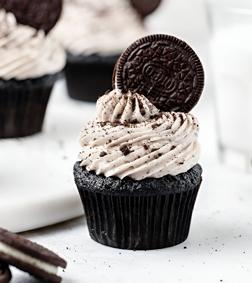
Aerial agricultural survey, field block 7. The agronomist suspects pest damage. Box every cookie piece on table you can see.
[113,34,204,112]
[0,0,62,34]
[0,262,11,283]
[0,228,67,283]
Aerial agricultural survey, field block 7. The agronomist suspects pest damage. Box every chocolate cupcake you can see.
[74,89,202,249]
[52,0,149,102]
[74,34,204,250]
[0,8,65,138]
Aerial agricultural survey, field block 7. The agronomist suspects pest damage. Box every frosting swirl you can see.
[78,90,200,180]
[0,9,66,80]
[52,0,148,56]
[97,89,160,123]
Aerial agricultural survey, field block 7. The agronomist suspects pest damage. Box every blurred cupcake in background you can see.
[0,1,66,138]
[52,0,152,102]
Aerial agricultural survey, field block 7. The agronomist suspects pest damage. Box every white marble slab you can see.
[0,79,95,232]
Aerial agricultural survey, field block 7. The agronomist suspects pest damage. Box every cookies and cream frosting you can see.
[52,0,148,56]
[78,89,200,180]
[0,9,66,80]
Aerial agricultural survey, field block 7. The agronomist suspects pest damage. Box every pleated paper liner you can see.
[0,74,59,138]
[77,179,201,250]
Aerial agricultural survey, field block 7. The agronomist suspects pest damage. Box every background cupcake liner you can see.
[65,53,120,102]
[77,180,201,250]
[0,74,59,138]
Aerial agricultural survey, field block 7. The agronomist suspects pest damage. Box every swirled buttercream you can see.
[97,89,160,123]
[78,90,200,180]
[0,9,66,80]
[52,0,148,55]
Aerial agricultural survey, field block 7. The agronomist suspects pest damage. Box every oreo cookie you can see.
[130,0,161,17]
[113,34,204,112]
[0,228,67,283]
[0,262,11,283]
[0,0,62,34]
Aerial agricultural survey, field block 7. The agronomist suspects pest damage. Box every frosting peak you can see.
[97,90,160,123]
[78,90,200,180]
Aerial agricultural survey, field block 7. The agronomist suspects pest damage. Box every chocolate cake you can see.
[74,34,205,250]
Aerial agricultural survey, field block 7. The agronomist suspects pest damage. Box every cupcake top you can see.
[78,34,204,181]
[78,89,200,180]
[0,9,66,80]
[52,0,148,56]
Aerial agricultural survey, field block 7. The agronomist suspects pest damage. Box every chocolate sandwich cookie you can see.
[113,34,204,112]
[0,262,11,283]
[0,0,62,34]
[0,228,67,283]
[130,0,162,17]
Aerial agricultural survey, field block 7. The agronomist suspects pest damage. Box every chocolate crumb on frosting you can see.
[131,119,139,124]
[120,145,131,156]
[151,123,159,129]
[100,122,107,127]
[140,108,146,115]
[143,144,149,150]
[100,151,107,157]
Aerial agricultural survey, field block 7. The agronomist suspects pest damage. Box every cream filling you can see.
[0,242,58,275]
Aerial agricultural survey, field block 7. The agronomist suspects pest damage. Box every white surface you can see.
[0,79,97,233]
[209,5,252,155]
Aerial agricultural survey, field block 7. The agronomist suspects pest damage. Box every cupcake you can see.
[52,0,150,102]
[74,34,204,250]
[0,5,65,138]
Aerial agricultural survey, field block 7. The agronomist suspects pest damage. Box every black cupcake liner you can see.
[0,74,59,138]
[65,53,120,102]
[75,163,202,250]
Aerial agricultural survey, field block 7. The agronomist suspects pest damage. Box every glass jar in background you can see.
[206,0,252,172]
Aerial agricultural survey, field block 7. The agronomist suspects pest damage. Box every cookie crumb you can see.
[100,151,107,157]
[120,145,131,156]
[140,108,146,115]
[151,123,158,129]
[143,144,149,150]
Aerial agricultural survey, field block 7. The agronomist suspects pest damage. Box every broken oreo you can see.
[0,262,11,283]
[113,34,204,112]
[0,228,67,283]
[130,0,162,17]
[0,0,62,34]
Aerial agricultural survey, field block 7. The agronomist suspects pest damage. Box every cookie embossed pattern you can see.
[113,34,204,112]
[75,34,204,250]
